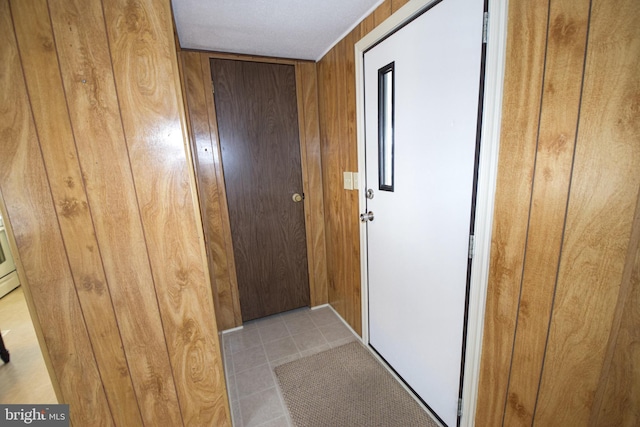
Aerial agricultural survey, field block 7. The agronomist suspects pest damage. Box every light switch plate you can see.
[343,172,353,190]
[352,172,359,190]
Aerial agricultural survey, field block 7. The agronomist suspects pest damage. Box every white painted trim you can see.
[356,28,370,346]
[221,325,244,334]
[459,0,508,424]
[354,0,508,425]
[316,0,385,61]
[355,0,438,56]
[310,303,330,310]
[326,304,363,341]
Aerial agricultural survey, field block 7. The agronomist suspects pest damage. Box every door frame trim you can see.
[180,50,328,328]
[354,0,508,425]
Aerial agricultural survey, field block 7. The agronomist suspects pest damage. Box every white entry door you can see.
[364,0,485,425]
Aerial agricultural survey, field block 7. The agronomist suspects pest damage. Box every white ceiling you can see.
[172,0,383,61]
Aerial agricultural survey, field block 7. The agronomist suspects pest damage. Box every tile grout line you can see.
[237,314,291,426]
[225,307,354,427]
[256,318,292,427]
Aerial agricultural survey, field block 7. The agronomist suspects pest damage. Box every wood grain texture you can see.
[182,52,327,327]
[373,0,392,27]
[296,67,315,307]
[502,0,590,425]
[0,1,112,423]
[391,0,410,13]
[176,49,230,356]
[102,0,230,425]
[295,62,328,307]
[47,0,192,423]
[316,0,640,424]
[592,188,640,427]
[202,54,243,329]
[345,29,362,336]
[358,12,376,39]
[319,40,344,330]
[535,0,640,423]
[474,1,549,424]
[0,191,62,403]
[20,2,178,425]
[317,28,362,335]
[211,59,310,321]
[180,51,223,329]
[1,0,230,425]
[181,51,241,330]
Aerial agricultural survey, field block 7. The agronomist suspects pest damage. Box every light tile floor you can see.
[222,305,359,427]
[0,286,57,404]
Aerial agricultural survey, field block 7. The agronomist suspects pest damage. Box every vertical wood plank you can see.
[0,191,62,403]
[317,46,340,316]
[316,0,640,424]
[182,51,239,330]
[201,54,243,328]
[373,0,392,26]
[0,1,112,424]
[303,61,329,308]
[391,0,410,13]
[102,0,231,424]
[324,38,347,325]
[502,0,591,424]
[296,65,316,308]
[475,1,549,425]
[535,0,640,423]
[181,51,221,328]
[592,191,640,426]
[296,61,329,307]
[44,0,185,424]
[11,0,140,422]
[358,12,376,39]
[318,26,364,334]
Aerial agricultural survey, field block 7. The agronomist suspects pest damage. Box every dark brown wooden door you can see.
[210,59,309,321]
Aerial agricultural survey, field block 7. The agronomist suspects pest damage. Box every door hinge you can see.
[458,398,463,417]
[482,11,489,44]
[468,234,475,259]
[211,81,215,93]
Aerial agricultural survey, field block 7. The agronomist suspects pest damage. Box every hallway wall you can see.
[0,0,230,425]
[317,0,410,336]
[317,0,640,424]
[477,0,640,424]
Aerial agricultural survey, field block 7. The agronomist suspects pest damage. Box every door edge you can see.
[354,0,509,425]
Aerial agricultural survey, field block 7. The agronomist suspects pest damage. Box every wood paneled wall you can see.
[317,0,409,336]
[179,51,328,330]
[0,0,231,425]
[317,0,639,423]
[296,62,330,311]
[476,0,640,424]
[180,51,243,331]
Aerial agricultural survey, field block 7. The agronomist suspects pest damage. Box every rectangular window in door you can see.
[378,62,395,192]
